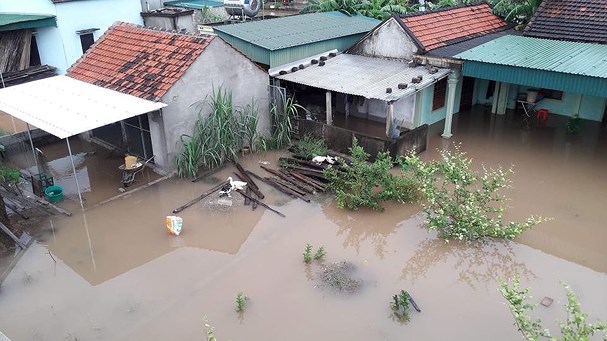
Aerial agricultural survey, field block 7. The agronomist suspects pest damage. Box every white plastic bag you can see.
[165,216,183,236]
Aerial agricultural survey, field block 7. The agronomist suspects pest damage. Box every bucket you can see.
[125,155,138,169]
[44,185,64,203]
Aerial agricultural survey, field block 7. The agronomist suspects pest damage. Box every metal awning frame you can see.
[0,75,167,209]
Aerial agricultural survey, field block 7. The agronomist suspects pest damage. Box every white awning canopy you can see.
[0,75,167,139]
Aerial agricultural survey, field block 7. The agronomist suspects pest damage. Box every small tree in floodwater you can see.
[403,145,546,241]
[500,279,607,340]
[324,138,418,211]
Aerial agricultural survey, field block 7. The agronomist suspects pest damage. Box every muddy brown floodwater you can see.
[0,110,606,340]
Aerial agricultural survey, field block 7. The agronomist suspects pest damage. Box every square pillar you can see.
[326,91,332,125]
[386,101,394,138]
[442,70,461,139]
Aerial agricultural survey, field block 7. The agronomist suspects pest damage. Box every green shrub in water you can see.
[303,243,313,263]
[324,138,418,211]
[391,290,411,319]
[500,278,607,340]
[403,145,546,241]
[236,291,246,312]
[313,246,326,261]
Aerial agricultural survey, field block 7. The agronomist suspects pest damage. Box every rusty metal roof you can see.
[274,53,450,101]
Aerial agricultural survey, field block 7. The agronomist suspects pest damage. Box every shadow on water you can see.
[321,197,420,259]
[401,236,536,289]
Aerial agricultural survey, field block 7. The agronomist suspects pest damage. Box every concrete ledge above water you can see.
[298,119,428,159]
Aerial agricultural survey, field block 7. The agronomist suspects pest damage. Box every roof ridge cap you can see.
[114,21,214,39]
[400,1,490,19]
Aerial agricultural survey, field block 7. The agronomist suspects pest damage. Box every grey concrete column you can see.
[326,91,332,125]
[386,101,394,138]
[442,70,461,139]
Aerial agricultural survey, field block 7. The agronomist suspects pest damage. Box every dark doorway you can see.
[460,77,475,110]
[29,34,41,67]
[92,114,154,161]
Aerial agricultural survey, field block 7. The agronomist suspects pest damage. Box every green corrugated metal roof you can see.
[0,13,56,32]
[213,12,379,51]
[163,0,223,9]
[455,35,607,79]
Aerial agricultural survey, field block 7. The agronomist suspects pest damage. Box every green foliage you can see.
[176,86,262,178]
[303,243,313,263]
[236,292,246,312]
[403,145,545,241]
[489,0,542,26]
[313,246,326,261]
[294,134,327,159]
[0,165,19,183]
[566,114,582,135]
[267,95,302,150]
[239,99,260,151]
[324,138,418,211]
[301,0,417,19]
[200,5,223,23]
[391,290,411,319]
[500,279,607,341]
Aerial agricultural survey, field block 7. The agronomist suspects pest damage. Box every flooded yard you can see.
[0,108,605,340]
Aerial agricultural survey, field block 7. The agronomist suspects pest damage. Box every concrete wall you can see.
[338,94,416,130]
[143,14,195,33]
[299,119,427,159]
[141,0,164,11]
[1,0,144,74]
[348,18,418,60]
[153,37,270,170]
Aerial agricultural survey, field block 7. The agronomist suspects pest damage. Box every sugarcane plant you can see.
[176,86,261,178]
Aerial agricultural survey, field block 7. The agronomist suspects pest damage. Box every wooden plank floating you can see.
[173,180,229,213]
[234,162,265,199]
[260,165,314,194]
[236,189,285,217]
[0,221,26,249]
[247,170,310,203]
[192,164,226,183]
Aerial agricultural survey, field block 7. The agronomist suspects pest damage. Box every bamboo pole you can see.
[235,189,284,217]
[172,180,228,213]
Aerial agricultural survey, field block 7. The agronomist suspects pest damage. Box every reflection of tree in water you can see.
[401,238,536,289]
[321,197,419,259]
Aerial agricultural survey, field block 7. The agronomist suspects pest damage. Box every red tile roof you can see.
[67,22,214,101]
[400,3,508,52]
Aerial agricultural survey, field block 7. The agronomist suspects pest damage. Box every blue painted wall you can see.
[419,79,463,126]
[472,79,607,121]
[1,0,144,74]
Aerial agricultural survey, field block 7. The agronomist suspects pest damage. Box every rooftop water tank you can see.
[224,0,261,17]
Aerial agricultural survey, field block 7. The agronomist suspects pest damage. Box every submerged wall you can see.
[298,119,427,159]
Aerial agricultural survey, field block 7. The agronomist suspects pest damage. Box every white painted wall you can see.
[0,0,143,74]
[348,18,419,60]
[0,0,56,15]
[151,38,270,170]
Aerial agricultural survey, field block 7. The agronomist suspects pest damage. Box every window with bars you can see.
[432,78,447,111]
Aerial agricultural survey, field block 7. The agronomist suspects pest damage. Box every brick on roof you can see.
[67,22,213,101]
[399,2,508,52]
[524,0,607,44]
